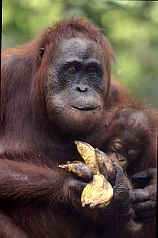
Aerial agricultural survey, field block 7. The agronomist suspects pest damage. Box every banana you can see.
[59,141,115,208]
[95,148,115,183]
[59,161,93,181]
[74,141,99,174]
[81,173,113,208]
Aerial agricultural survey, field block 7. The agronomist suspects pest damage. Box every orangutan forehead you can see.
[58,37,104,63]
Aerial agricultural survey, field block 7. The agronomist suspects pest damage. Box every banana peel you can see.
[59,161,93,181]
[81,173,113,208]
[74,141,99,174]
[59,141,115,208]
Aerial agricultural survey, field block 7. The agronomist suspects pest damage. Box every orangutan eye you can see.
[127,148,139,156]
[88,67,97,74]
[87,64,102,77]
[113,142,123,151]
[66,65,79,75]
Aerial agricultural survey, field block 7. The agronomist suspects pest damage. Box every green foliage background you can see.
[2,0,158,108]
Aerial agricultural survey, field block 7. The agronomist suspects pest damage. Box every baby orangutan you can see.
[104,106,157,238]
[104,107,157,176]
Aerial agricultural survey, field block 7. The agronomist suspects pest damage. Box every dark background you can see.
[2,0,158,108]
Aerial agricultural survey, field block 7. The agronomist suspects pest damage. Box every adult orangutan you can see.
[1,18,156,238]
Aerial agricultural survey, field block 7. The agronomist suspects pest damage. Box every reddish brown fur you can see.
[103,105,157,238]
[1,18,156,238]
[107,76,135,108]
[104,105,157,174]
[1,18,114,163]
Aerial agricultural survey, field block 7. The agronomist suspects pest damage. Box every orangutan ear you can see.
[38,48,45,61]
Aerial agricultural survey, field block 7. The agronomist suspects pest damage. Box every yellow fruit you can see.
[81,174,113,208]
[74,141,99,174]
[95,148,115,182]
[59,141,115,208]
[59,161,93,180]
